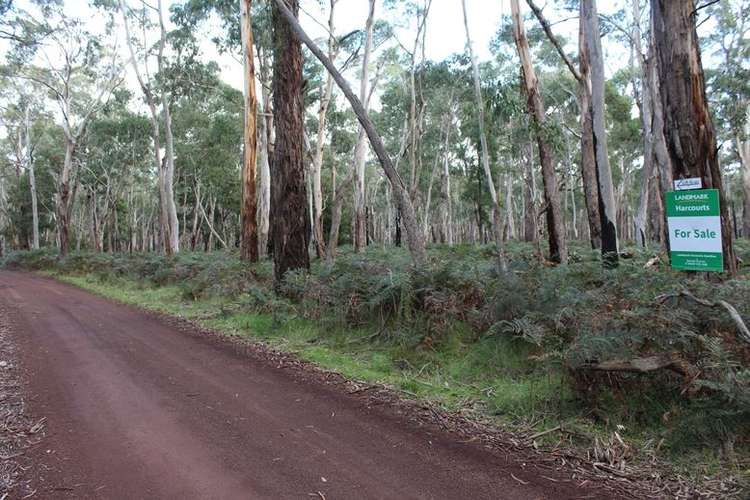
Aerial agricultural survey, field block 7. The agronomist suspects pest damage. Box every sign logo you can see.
[674,177,703,191]
[666,189,723,272]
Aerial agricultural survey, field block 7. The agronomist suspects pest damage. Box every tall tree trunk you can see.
[56,137,75,257]
[257,50,272,258]
[22,105,40,250]
[240,0,259,261]
[652,0,737,273]
[311,0,338,257]
[120,0,177,256]
[522,136,538,242]
[407,0,432,203]
[631,0,653,248]
[190,182,202,250]
[353,0,375,253]
[157,0,179,255]
[441,117,454,246]
[511,0,567,264]
[503,174,515,241]
[462,0,508,272]
[525,0,601,249]
[423,114,451,238]
[738,134,750,238]
[582,0,618,266]
[271,0,310,285]
[272,0,426,267]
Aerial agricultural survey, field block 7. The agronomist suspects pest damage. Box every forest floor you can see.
[0,268,618,499]
[1,243,749,498]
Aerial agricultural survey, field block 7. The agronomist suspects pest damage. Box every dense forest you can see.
[1,0,750,494]
[1,0,747,271]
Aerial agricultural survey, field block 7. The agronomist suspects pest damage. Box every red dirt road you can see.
[0,270,598,499]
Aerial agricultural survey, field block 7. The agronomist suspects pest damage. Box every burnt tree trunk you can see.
[582,0,618,266]
[651,0,737,274]
[271,0,310,285]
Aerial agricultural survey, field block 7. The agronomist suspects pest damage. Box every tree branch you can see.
[525,0,582,82]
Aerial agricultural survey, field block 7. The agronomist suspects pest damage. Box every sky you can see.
[212,0,623,90]
[1,0,719,119]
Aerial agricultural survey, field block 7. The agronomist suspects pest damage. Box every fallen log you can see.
[581,353,698,378]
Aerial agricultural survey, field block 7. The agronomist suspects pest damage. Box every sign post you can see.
[666,189,723,272]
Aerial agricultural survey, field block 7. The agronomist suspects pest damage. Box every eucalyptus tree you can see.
[81,95,152,252]
[269,0,310,284]
[272,0,426,267]
[0,158,8,255]
[704,0,750,237]
[171,0,276,257]
[510,0,567,264]
[117,0,179,255]
[9,8,121,256]
[352,0,377,253]
[0,81,49,249]
[2,119,61,250]
[651,0,737,273]
[171,80,243,252]
[461,0,507,271]
[310,0,340,257]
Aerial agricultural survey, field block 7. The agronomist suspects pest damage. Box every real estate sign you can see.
[666,189,723,272]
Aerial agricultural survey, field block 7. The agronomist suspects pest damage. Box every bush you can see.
[5,243,750,459]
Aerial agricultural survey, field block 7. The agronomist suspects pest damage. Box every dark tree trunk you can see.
[271,0,310,285]
[651,0,737,274]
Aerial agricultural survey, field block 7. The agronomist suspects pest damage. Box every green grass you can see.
[49,271,569,424]
[12,243,750,492]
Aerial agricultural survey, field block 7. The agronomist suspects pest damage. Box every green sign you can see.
[666,189,723,272]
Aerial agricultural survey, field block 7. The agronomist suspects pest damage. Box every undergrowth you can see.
[3,241,750,486]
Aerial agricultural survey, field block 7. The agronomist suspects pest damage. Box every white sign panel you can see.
[674,178,703,191]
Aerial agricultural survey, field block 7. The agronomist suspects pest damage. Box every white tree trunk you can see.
[353,0,375,252]
[461,0,507,272]
[739,133,750,238]
[631,0,653,247]
[311,0,338,256]
[157,0,179,255]
[582,0,618,263]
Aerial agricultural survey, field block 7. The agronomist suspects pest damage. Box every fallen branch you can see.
[528,425,562,441]
[582,353,698,378]
[656,290,750,344]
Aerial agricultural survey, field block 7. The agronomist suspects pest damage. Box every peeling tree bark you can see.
[257,47,272,258]
[522,135,538,243]
[652,0,737,274]
[511,0,567,264]
[240,0,259,262]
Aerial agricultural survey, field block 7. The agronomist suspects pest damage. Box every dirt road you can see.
[0,270,596,499]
